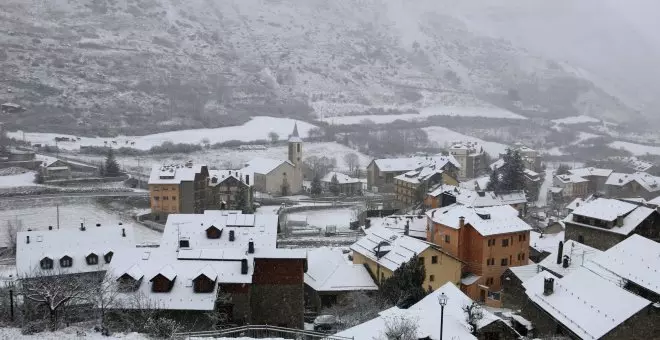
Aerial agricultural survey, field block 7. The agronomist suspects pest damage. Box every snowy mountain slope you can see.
[0,0,647,135]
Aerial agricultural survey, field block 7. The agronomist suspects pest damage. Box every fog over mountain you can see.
[1,0,657,135]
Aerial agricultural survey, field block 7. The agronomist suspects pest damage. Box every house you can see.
[394,164,456,206]
[425,184,527,217]
[449,141,487,179]
[501,264,541,310]
[563,194,597,216]
[605,172,660,199]
[241,125,303,196]
[320,171,361,196]
[523,169,542,201]
[536,239,602,278]
[426,204,532,306]
[586,235,660,302]
[39,158,72,180]
[366,154,459,193]
[492,144,542,173]
[16,223,136,278]
[304,247,377,310]
[109,211,307,328]
[563,197,660,250]
[208,170,252,211]
[337,282,520,340]
[552,173,589,199]
[567,167,613,194]
[148,162,210,222]
[521,268,657,340]
[350,228,462,292]
[366,215,428,240]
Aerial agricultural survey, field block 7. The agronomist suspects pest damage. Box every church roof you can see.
[289,123,303,142]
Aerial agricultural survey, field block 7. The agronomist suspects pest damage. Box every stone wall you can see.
[478,320,520,340]
[520,300,577,339]
[501,270,527,310]
[250,283,304,328]
[564,222,624,251]
[602,305,660,340]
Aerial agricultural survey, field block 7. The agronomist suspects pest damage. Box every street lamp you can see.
[438,292,448,340]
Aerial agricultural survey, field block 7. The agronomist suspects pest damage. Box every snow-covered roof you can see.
[587,235,660,295]
[565,195,596,211]
[350,228,434,272]
[459,176,490,191]
[373,154,460,173]
[320,171,360,184]
[305,248,377,292]
[368,215,427,239]
[148,163,207,185]
[566,198,655,235]
[242,157,292,176]
[568,167,613,178]
[508,264,542,283]
[208,169,250,187]
[606,172,660,192]
[428,184,526,207]
[489,158,505,171]
[646,195,660,206]
[523,269,650,340]
[16,224,136,276]
[538,240,601,278]
[530,231,565,254]
[394,165,444,184]
[427,204,531,237]
[555,173,589,184]
[337,282,499,340]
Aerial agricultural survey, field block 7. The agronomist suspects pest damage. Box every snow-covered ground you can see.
[609,140,660,156]
[76,142,371,174]
[0,172,39,188]
[423,126,509,156]
[288,207,357,230]
[552,115,601,125]
[8,117,317,151]
[573,131,601,145]
[535,167,554,207]
[0,204,161,245]
[0,328,147,340]
[320,105,526,125]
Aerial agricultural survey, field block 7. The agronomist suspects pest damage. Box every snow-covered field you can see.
[320,105,526,125]
[0,204,161,245]
[423,126,509,156]
[0,328,147,340]
[609,140,660,156]
[288,208,356,230]
[76,142,371,174]
[8,117,317,151]
[0,172,38,188]
[552,115,601,125]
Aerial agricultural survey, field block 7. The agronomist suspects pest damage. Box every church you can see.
[241,124,304,196]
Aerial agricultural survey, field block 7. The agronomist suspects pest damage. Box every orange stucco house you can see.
[426,204,532,306]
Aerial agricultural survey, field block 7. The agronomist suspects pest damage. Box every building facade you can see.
[367,154,460,193]
[449,142,487,179]
[320,171,362,196]
[148,163,209,221]
[394,166,456,207]
[208,170,252,211]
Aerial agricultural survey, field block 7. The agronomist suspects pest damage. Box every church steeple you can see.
[289,122,300,141]
[288,122,303,165]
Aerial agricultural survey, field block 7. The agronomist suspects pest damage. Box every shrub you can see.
[144,317,179,338]
[21,320,47,335]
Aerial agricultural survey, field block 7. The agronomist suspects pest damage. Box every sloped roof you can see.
[148,163,207,185]
[320,171,360,184]
[288,122,302,143]
[538,240,602,278]
[523,269,650,340]
[427,204,531,237]
[208,169,250,187]
[606,172,660,192]
[16,224,136,277]
[555,173,589,184]
[305,248,377,292]
[587,235,660,295]
[368,215,427,239]
[568,167,613,178]
[428,184,526,207]
[394,165,443,184]
[508,264,542,283]
[242,157,292,176]
[566,198,655,235]
[350,228,433,272]
[373,154,460,173]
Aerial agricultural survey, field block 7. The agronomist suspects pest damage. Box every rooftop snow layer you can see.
[427,204,531,237]
[350,228,432,272]
[368,215,427,239]
[568,167,613,178]
[320,171,360,184]
[373,154,460,173]
[305,248,377,292]
[538,240,601,278]
[428,184,527,207]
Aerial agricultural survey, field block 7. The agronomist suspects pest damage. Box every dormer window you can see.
[206,225,222,239]
[86,253,99,265]
[193,267,218,293]
[118,265,144,292]
[60,255,73,268]
[151,265,176,293]
[40,257,53,270]
[104,251,114,264]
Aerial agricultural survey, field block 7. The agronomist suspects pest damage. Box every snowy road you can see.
[535,167,554,207]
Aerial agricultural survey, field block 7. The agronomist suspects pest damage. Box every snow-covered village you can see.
[2,1,660,339]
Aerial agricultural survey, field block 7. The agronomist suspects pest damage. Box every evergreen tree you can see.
[498,148,526,192]
[556,163,571,175]
[329,174,340,196]
[235,185,253,213]
[486,169,499,192]
[310,174,323,196]
[381,255,427,308]
[104,148,121,177]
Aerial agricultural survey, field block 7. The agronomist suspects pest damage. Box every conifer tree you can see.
[381,255,427,308]
[310,174,323,196]
[329,174,340,196]
[104,148,121,177]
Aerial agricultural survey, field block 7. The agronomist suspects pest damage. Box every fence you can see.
[173,324,354,339]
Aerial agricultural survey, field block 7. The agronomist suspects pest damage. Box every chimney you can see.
[543,277,554,295]
[26,235,30,244]
[616,215,624,227]
[459,216,465,229]
[404,220,410,236]
[122,228,126,237]
[556,241,564,265]
[229,230,235,242]
[431,210,436,218]
[80,223,86,231]
[562,255,570,268]
[96,223,101,227]
[248,240,255,254]
[119,222,123,226]
[48,226,53,230]
[245,175,250,185]
[241,259,248,274]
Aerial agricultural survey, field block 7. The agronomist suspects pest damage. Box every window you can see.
[163,196,169,200]
[444,234,450,243]
[485,277,494,285]
[40,257,53,270]
[502,239,509,247]
[104,251,114,264]
[86,253,99,265]
[522,253,525,260]
[431,256,438,264]
[154,196,159,201]
[60,256,73,268]
[487,258,494,266]
[501,258,508,266]
[418,257,425,265]
[578,235,584,243]
[179,239,190,248]
[172,196,176,200]
[517,253,521,261]
[429,275,435,282]
[297,144,301,152]
[193,275,215,293]
[488,239,495,247]
[151,275,174,293]
[118,275,141,292]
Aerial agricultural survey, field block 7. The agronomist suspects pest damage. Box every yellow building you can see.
[148,163,209,222]
[350,228,462,291]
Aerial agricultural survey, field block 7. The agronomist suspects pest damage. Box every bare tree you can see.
[268,131,279,144]
[4,220,21,256]
[89,272,120,331]
[321,292,391,331]
[111,290,161,333]
[20,270,96,330]
[463,302,484,335]
[344,153,360,174]
[377,315,419,340]
[304,156,337,178]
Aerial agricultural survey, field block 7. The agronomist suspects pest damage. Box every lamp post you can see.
[438,292,448,340]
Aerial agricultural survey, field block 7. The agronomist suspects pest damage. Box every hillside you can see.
[0,0,649,136]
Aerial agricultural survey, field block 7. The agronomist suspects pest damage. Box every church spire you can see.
[291,122,299,137]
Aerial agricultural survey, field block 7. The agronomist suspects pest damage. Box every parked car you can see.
[313,315,338,332]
